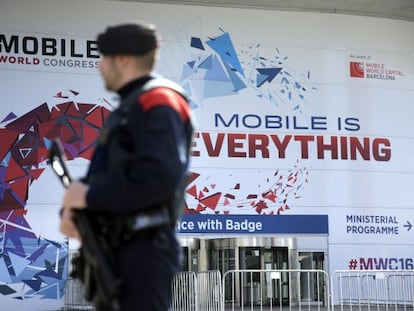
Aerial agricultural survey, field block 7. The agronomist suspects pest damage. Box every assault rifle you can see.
[48,138,120,311]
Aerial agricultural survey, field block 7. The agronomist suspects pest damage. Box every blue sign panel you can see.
[177,214,329,234]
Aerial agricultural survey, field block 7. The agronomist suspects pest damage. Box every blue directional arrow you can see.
[256,67,282,87]
[403,220,412,231]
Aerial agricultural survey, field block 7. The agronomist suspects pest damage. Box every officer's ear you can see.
[115,55,130,68]
[117,54,144,73]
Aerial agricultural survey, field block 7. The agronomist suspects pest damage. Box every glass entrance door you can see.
[299,252,325,304]
[210,248,236,302]
[205,237,297,307]
[239,247,289,306]
[263,248,289,305]
[239,248,261,305]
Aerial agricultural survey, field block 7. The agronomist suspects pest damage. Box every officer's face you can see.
[99,55,122,91]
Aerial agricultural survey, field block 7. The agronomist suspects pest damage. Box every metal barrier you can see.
[63,278,94,310]
[222,269,330,311]
[62,268,414,311]
[170,270,222,311]
[198,270,222,311]
[62,269,222,311]
[170,271,198,311]
[332,270,414,311]
[63,251,94,310]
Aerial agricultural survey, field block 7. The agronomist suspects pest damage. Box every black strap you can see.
[130,206,171,231]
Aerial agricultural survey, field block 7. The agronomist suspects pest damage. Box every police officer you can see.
[60,22,194,311]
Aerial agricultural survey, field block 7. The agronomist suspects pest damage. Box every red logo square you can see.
[350,62,364,78]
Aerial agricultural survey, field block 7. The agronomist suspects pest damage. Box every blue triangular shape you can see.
[42,137,53,150]
[0,258,12,283]
[27,243,48,262]
[1,112,17,123]
[36,282,59,299]
[182,63,195,80]
[9,252,30,277]
[0,152,11,166]
[204,80,234,98]
[23,279,42,291]
[206,32,244,75]
[256,68,282,87]
[44,238,61,249]
[189,99,199,109]
[0,284,16,295]
[204,55,229,82]
[199,55,213,69]
[223,61,246,92]
[190,37,204,50]
[256,74,268,87]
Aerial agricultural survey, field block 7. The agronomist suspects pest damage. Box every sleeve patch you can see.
[138,87,190,122]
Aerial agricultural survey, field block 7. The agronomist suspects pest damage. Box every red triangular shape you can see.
[186,172,200,185]
[84,107,104,128]
[79,145,95,160]
[199,192,222,210]
[82,126,100,148]
[56,101,73,113]
[9,177,29,202]
[186,184,197,198]
[0,189,23,211]
[5,157,27,182]
[0,128,19,160]
[30,168,45,180]
[78,103,96,116]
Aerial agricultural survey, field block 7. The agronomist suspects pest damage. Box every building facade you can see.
[0,1,413,310]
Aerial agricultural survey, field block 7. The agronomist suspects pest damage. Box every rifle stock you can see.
[48,138,120,311]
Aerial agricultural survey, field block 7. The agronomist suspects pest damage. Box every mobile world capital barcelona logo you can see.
[349,61,404,80]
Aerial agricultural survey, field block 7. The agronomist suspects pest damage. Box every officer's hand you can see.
[60,208,81,241]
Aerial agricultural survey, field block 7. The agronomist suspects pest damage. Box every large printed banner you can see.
[0,1,414,309]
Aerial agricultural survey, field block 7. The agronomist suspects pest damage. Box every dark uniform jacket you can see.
[85,75,193,216]
[82,75,193,311]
